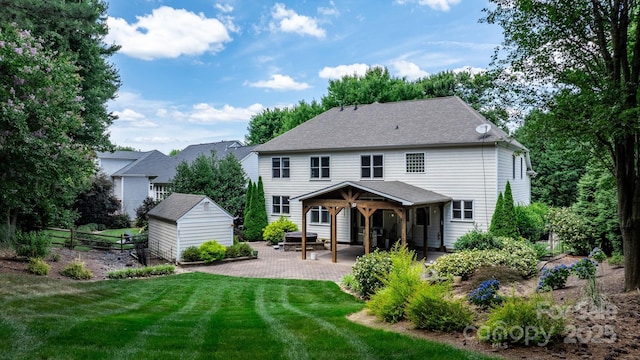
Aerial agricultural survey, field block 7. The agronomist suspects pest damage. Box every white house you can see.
[96,150,179,219]
[147,193,234,262]
[254,96,533,262]
[95,141,258,220]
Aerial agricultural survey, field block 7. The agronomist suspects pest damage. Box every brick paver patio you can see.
[187,242,444,282]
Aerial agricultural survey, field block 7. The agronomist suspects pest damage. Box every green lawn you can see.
[0,273,494,360]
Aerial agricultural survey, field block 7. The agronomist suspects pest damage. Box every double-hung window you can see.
[310,156,330,179]
[452,200,474,221]
[272,157,290,178]
[272,196,290,215]
[361,155,383,179]
[405,152,425,173]
[310,206,330,224]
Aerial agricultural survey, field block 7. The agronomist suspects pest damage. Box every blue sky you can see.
[104,0,503,154]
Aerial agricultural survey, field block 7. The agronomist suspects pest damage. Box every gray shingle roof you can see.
[255,96,522,153]
[147,193,209,223]
[96,150,146,160]
[173,140,257,164]
[111,150,179,183]
[292,180,451,206]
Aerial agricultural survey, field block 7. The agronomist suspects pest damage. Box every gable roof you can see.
[96,150,147,161]
[292,180,451,206]
[255,96,522,153]
[111,150,179,183]
[148,193,232,222]
[173,140,257,164]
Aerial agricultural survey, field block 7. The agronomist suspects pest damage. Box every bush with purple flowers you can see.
[468,279,502,308]
[572,258,597,279]
[537,264,571,291]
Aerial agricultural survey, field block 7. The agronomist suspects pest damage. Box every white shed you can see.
[148,193,234,262]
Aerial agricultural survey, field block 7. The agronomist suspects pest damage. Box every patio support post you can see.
[301,204,310,260]
[393,208,407,247]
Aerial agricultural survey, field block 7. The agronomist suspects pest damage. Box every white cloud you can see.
[215,3,233,13]
[247,74,311,91]
[269,3,326,38]
[108,92,260,153]
[318,63,371,79]
[452,66,485,75]
[318,1,340,16]
[187,103,264,123]
[105,6,232,60]
[113,109,159,128]
[395,0,461,11]
[391,60,429,80]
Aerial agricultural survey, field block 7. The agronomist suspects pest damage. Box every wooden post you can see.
[120,234,124,253]
[70,228,74,250]
[301,204,308,260]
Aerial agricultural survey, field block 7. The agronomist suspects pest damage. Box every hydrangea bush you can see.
[589,247,607,263]
[572,258,597,279]
[537,264,571,291]
[468,279,502,308]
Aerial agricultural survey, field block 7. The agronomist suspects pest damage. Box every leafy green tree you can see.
[216,155,247,219]
[514,110,588,207]
[114,145,137,151]
[322,66,424,109]
[245,107,289,145]
[171,152,247,219]
[73,174,120,227]
[0,0,120,151]
[169,149,181,156]
[1,23,94,235]
[281,100,325,133]
[485,0,640,290]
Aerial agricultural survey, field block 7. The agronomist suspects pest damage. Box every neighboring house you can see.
[96,150,179,219]
[254,96,533,262]
[96,140,257,220]
[173,140,259,183]
[147,193,234,262]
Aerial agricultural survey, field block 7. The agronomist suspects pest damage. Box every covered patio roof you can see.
[292,181,451,263]
[291,180,451,206]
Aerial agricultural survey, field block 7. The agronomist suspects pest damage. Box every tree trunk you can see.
[616,137,640,291]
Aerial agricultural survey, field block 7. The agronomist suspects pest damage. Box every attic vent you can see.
[203,202,210,211]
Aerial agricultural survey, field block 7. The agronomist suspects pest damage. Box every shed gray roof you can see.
[173,140,257,164]
[292,180,451,206]
[256,96,522,153]
[111,150,179,183]
[148,193,218,223]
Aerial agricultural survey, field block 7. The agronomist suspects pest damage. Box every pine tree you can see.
[501,181,520,238]
[254,176,269,239]
[490,192,504,235]
[243,179,254,225]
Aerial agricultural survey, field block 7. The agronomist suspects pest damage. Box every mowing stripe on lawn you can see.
[278,287,376,360]
[111,281,222,359]
[254,284,309,360]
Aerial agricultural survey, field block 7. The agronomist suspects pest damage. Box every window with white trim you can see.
[452,200,473,220]
[272,157,290,178]
[361,154,383,178]
[310,156,330,179]
[310,206,330,224]
[405,152,425,173]
[272,196,290,215]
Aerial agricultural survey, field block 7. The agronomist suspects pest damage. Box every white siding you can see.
[259,144,503,249]
[496,144,531,206]
[176,200,234,260]
[149,218,178,262]
[241,152,259,183]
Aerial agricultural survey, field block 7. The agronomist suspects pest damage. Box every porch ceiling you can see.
[291,180,451,206]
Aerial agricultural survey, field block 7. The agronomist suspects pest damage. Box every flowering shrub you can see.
[589,247,606,263]
[429,238,538,279]
[352,249,393,298]
[537,264,571,291]
[572,258,597,279]
[546,207,592,255]
[468,279,502,308]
